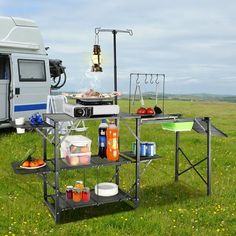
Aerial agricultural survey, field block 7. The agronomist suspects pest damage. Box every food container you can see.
[66,186,73,200]
[73,188,82,202]
[95,183,118,197]
[74,180,84,190]
[15,117,25,125]
[16,128,25,134]
[64,152,91,166]
[82,187,90,202]
[60,135,92,166]
[161,122,194,132]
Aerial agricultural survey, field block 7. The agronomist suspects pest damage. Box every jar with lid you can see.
[66,185,73,200]
[82,187,90,202]
[75,180,84,190]
[73,188,82,202]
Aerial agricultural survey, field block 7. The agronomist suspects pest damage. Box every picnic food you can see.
[21,158,45,168]
[137,107,146,115]
[63,89,121,99]
[146,107,155,115]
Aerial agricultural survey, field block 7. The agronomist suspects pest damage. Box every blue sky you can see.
[0,0,236,95]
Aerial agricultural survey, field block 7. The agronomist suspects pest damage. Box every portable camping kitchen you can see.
[11,112,226,224]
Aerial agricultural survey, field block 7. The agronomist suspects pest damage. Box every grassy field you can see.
[0,100,236,236]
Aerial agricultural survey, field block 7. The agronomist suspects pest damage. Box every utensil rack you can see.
[128,73,166,114]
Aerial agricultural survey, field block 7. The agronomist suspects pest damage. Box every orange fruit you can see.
[30,160,39,167]
[36,159,45,166]
[81,146,89,153]
[22,160,30,167]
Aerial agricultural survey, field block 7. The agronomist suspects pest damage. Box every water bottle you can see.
[106,121,119,161]
[98,119,108,158]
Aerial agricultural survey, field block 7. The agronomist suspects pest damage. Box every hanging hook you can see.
[155,74,159,84]
[150,74,154,84]
[145,74,148,84]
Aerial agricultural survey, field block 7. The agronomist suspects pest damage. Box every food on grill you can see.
[63,89,121,99]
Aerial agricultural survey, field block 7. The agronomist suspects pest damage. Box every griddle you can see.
[76,98,113,105]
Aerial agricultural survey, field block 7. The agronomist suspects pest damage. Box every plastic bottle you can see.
[106,121,119,161]
[98,119,108,158]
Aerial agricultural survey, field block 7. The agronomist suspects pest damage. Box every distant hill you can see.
[121,92,236,103]
[59,91,236,103]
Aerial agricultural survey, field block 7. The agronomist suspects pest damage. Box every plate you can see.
[20,163,46,169]
[95,182,118,197]
[133,113,156,118]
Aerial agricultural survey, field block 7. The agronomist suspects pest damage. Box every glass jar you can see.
[82,187,90,202]
[66,185,73,200]
[73,188,82,202]
[74,180,84,190]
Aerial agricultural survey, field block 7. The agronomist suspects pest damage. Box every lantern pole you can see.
[94,28,133,105]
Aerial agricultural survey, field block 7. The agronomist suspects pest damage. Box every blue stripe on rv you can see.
[14,103,47,112]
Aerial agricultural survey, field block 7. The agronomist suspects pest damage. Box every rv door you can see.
[0,55,10,122]
[10,53,51,120]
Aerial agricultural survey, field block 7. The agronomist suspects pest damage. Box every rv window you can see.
[0,56,10,80]
[18,59,46,82]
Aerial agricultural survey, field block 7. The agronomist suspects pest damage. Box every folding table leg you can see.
[175,131,180,181]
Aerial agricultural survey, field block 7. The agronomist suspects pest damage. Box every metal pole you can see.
[54,122,60,223]
[175,131,179,181]
[135,118,140,207]
[113,30,118,105]
[162,74,165,115]
[43,129,47,201]
[206,117,211,195]
[128,74,132,114]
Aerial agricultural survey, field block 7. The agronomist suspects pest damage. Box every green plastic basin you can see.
[161,121,194,132]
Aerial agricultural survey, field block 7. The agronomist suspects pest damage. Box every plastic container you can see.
[60,135,92,166]
[106,122,119,161]
[15,117,25,125]
[95,183,118,197]
[161,122,194,132]
[98,119,108,158]
[16,128,25,134]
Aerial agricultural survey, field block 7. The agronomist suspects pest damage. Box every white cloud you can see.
[0,0,236,94]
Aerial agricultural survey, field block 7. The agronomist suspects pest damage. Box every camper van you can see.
[0,16,66,128]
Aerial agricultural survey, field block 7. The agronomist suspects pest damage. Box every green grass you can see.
[0,100,236,235]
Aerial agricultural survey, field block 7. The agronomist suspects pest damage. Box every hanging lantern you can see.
[91,44,102,72]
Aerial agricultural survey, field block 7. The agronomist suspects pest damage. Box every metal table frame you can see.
[11,113,225,224]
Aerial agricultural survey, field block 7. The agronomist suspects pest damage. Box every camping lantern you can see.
[91,44,102,72]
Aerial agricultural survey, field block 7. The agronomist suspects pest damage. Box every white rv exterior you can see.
[0,16,51,127]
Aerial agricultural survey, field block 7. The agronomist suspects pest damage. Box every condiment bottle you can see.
[73,188,82,202]
[106,121,119,161]
[74,180,84,190]
[98,119,108,158]
[82,187,90,202]
[66,185,73,200]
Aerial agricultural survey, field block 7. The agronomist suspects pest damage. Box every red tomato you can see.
[137,107,146,114]
[146,107,155,115]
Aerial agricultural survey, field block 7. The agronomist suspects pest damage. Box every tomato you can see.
[137,107,146,115]
[146,107,155,115]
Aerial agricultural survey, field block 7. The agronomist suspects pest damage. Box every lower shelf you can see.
[47,188,132,212]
